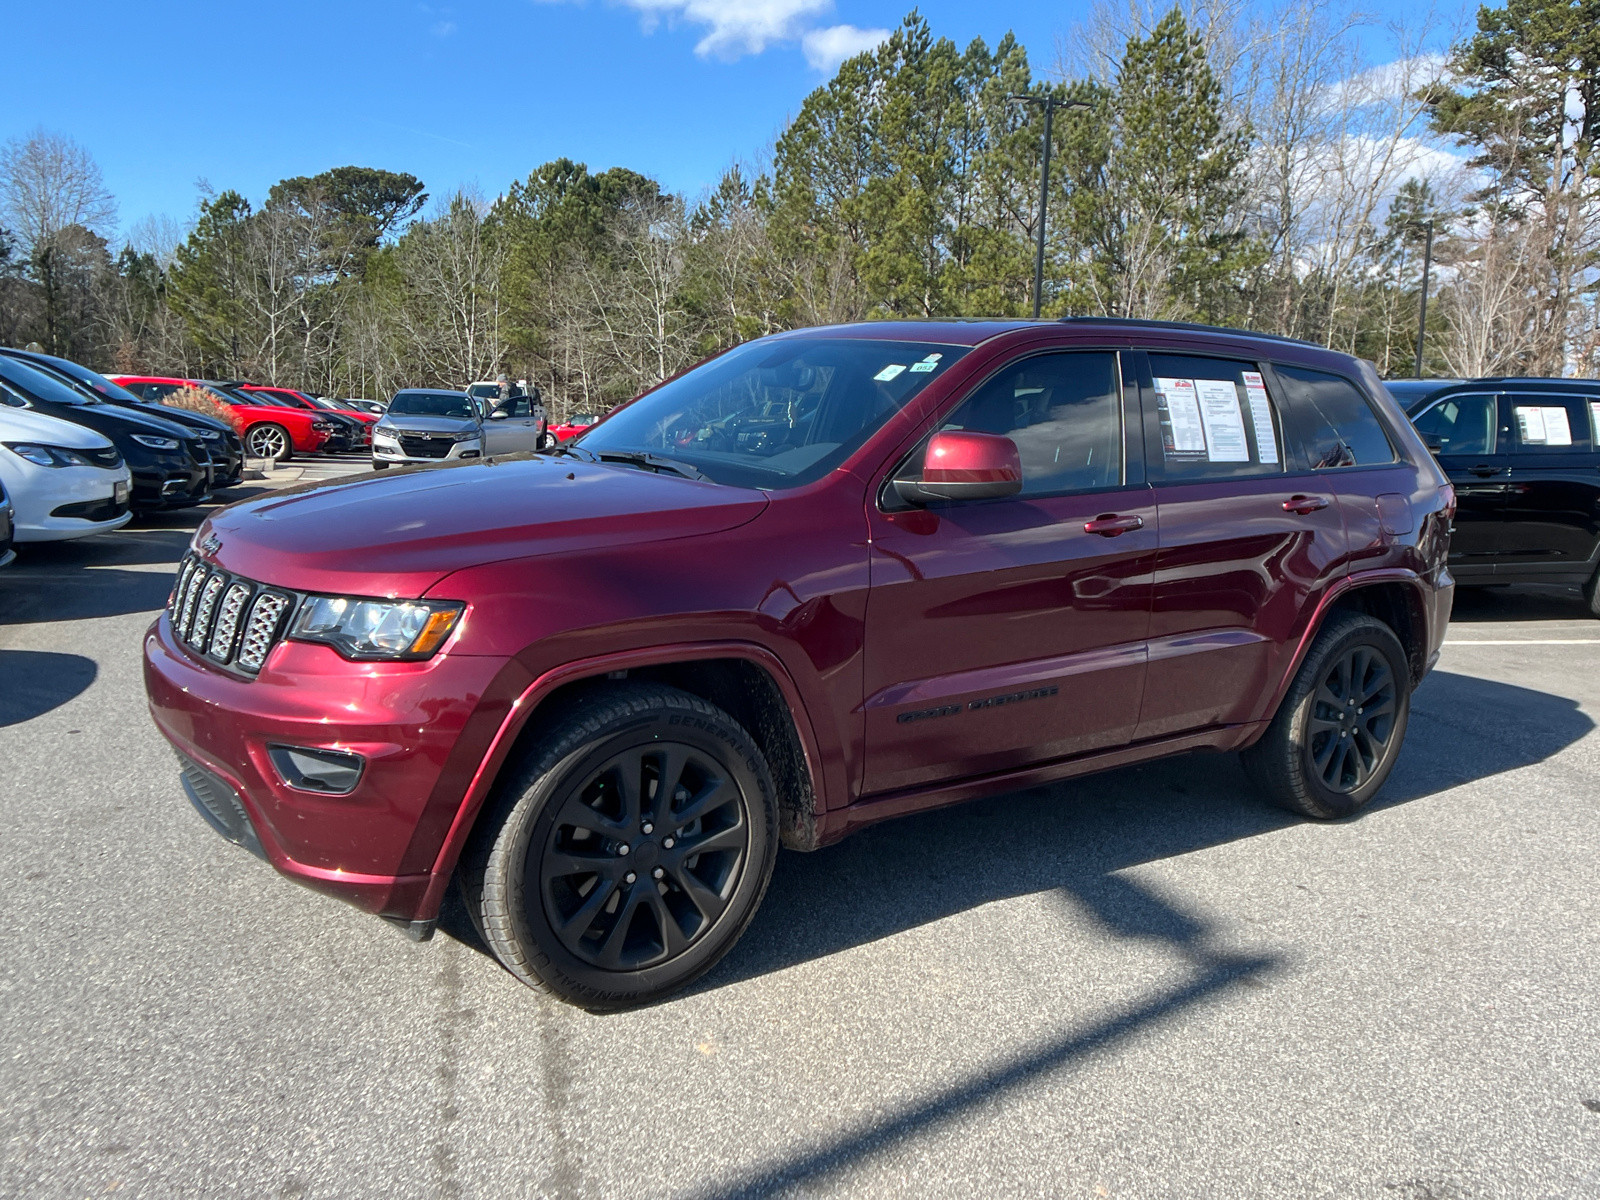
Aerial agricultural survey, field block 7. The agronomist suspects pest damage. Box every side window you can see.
[1412,393,1497,456]
[506,397,532,417]
[928,350,1123,497]
[146,384,180,401]
[1273,363,1396,468]
[1507,393,1591,454]
[1147,353,1283,480]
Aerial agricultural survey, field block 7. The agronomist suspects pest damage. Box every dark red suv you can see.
[145,319,1455,1007]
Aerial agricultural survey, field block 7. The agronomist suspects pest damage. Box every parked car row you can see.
[110,375,378,462]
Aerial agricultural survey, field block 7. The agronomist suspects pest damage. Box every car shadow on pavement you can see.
[0,650,98,726]
[656,668,1591,1196]
[1448,582,1594,623]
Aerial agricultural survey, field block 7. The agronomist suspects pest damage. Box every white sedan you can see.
[0,406,133,542]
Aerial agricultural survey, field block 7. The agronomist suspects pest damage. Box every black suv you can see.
[1392,377,1600,612]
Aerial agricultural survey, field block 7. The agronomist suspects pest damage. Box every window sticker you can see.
[1194,378,1250,462]
[1516,405,1572,446]
[909,361,937,373]
[1590,401,1600,441]
[874,364,907,382]
[921,353,942,362]
[1241,371,1279,464]
[1154,377,1206,456]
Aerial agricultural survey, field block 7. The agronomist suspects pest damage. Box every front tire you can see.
[460,684,778,1009]
[1242,613,1411,819]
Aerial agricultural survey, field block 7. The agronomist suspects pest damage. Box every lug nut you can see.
[652,867,664,880]
[624,872,636,884]
[617,843,630,856]
[662,837,675,849]
[642,822,654,835]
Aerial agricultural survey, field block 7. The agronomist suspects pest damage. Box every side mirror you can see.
[487,409,509,420]
[893,430,1022,505]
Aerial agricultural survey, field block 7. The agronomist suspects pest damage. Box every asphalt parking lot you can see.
[2,469,1598,1198]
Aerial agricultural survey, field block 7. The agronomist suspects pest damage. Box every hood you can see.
[136,403,232,436]
[379,415,479,435]
[31,400,197,442]
[0,406,116,449]
[197,454,769,598]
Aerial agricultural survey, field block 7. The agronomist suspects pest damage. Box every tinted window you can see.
[581,338,969,490]
[388,391,476,419]
[1273,364,1396,468]
[914,351,1122,496]
[1507,393,1591,454]
[1147,353,1283,480]
[1412,392,1496,456]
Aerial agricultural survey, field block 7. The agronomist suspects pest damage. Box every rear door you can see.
[1133,350,1349,740]
[1499,391,1600,578]
[1408,390,1508,577]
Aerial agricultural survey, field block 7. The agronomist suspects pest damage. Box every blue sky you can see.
[3,0,1466,240]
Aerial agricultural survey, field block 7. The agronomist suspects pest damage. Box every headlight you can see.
[131,434,180,450]
[288,596,463,660]
[454,431,480,442]
[4,441,96,467]
[197,428,222,441]
[373,430,398,443]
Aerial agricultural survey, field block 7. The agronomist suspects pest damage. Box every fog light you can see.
[267,745,365,794]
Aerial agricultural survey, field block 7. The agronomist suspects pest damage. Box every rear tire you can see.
[459,684,778,1009]
[245,423,293,462]
[1242,613,1411,819]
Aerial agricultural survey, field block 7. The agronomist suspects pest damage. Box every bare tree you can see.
[0,128,117,254]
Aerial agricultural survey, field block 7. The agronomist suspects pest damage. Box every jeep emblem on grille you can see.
[199,532,222,559]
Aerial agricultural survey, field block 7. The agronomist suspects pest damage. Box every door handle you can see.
[1282,495,1330,514]
[1083,514,1145,536]
[1468,464,1500,477]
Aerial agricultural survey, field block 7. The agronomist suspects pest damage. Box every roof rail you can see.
[1057,315,1324,350]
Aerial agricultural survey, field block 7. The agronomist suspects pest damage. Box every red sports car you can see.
[549,411,600,442]
[111,376,332,461]
[239,385,374,450]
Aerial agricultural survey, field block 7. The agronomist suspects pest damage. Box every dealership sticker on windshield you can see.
[909,361,937,372]
[875,364,907,381]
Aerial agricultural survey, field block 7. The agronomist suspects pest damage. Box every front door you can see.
[1133,352,1350,740]
[1410,390,1508,579]
[483,396,543,453]
[862,348,1156,796]
[1499,391,1600,576]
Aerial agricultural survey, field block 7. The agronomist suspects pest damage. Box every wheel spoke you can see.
[673,867,731,925]
[673,775,739,829]
[543,849,619,880]
[645,890,691,958]
[678,821,746,859]
[652,745,691,823]
[557,792,625,838]
[594,886,647,969]
[551,876,619,953]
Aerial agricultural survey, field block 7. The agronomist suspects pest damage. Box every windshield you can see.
[17,354,145,404]
[0,355,98,406]
[467,383,499,400]
[388,391,476,419]
[575,338,969,489]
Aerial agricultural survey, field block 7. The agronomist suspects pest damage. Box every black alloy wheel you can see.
[461,684,777,1008]
[539,743,750,971]
[1242,612,1411,819]
[1304,644,1399,794]
[246,423,292,461]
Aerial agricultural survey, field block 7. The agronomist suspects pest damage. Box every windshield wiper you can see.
[542,442,706,481]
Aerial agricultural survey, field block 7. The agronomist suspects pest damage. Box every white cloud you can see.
[801,23,889,71]
[431,20,457,36]
[1323,53,1449,110]
[615,0,832,59]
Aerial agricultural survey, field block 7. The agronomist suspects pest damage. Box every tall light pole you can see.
[1414,219,1434,378]
[1008,95,1091,319]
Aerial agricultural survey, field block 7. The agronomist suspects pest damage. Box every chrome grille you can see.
[208,581,251,660]
[189,574,226,650]
[237,593,290,672]
[166,553,296,676]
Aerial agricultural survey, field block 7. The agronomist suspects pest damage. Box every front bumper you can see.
[144,609,515,921]
[373,436,482,463]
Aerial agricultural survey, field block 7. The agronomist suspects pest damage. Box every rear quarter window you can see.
[1506,393,1593,454]
[1273,363,1396,468]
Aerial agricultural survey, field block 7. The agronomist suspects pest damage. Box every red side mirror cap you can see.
[897,431,1022,503]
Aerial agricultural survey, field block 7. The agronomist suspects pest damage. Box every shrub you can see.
[162,385,242,435]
